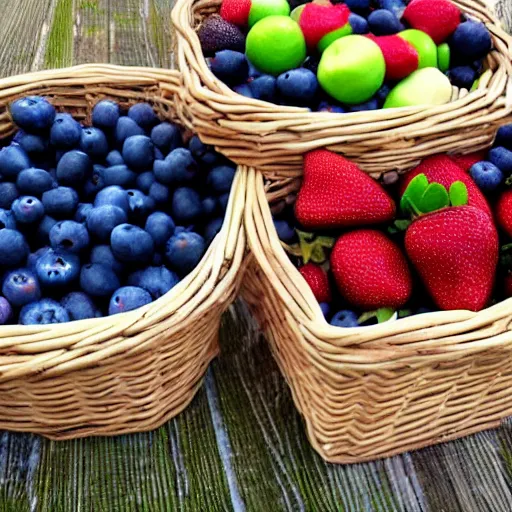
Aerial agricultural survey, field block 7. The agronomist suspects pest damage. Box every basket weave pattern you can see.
[0,64,246,439]
[173,0,512,176]
[242,169,512,463]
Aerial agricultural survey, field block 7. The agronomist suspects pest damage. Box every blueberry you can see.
[376,0,406,17]
[80,263,120,297]
[17,132,48,155]
[0,183,18,209]
[128,266,180,299]
[42,187,79,218]
[12,196,44,224]
[2,268,41,306]
[80,127,109,159]
[111,224,154,263]
[106,150,124,167]
[204,218,224,245]
[348,13,369,34]
[210,50,249,86]
[50,113,82,149]
[36,248,80,289]
[218,193,230,212]
[126,190,154,221]
[489,147,512,175]
[303,55,320,75]
[202,197,218,217]
[16,167,53,196]
[94,186,129,212]
[469,161,503,192]
[20,299,70,325]
[166,232,205,276]
[74,203,93,224]
[149,182,170,206]
[496,125,512,150]
[171,188,203,224]
[233,84,254,98]
[349,98,380,112]
[318,102,346,114]
[10,96,55,133]
[188,136,217,166]
[0,229,28,267]
[207,165,236,194]
[273,219,296,244]
[87,205,128,242]
[154,148,197,185]
[144,212,175,247]
[154,147,164,161]
[368,9,404,35]
[277,68,319,106]
[49,220,90,253]
[319,302,331,318]
[36,215,57,244]
[0,297,12,324]
[61,291,101,320]
[90,245,124,275]
[122,135,154,171]
[99,165,137,188]
[128,103,158,130]
[249,75,277,102]
[450,21,492,62]
[55,150,90,186]
[151,122,181,154]
[136,171,156,194]
[92,100,120,130]
[330,310,359,328]
[343,0,370,13]
[28,247,50,273]
[447,66,477,90]
[375,84,391,106]
[108,286,152,315]
[0,209,16,230]
[247,61,262,79]
[115,117,145,146]
[0,144,31,178]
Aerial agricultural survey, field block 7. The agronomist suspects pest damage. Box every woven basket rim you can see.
[0,64,247,375]
[172,0,512,119]
[245,167,512,365]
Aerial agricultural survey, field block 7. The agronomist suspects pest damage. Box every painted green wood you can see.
[0,1,509,511]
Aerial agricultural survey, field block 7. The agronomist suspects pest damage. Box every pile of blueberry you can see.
[0,96,234,325]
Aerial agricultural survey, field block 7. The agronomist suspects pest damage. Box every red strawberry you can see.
[367,35,419,81]
[403,0,461,44]
[449,151,487,172]
[299,263,332,303]
[405,206,498,311]
[330,230,412,309]
[220,0,252,26]
[399,155,492,218]
[295,150,396,229]
[299,3,351,49]
[496,189,512,237]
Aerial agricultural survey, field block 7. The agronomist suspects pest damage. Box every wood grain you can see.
[0,1,509,510]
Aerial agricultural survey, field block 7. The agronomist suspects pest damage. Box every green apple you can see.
[398,29,438,69]
[246,16,306,76]
[318,24,353,53]
[249,0,290,27]
[317,35,385,105]
[384,68,452,109]
[290,5,305,22]
[437,43,451,72]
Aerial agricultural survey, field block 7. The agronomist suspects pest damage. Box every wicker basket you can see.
[0,64,247,440]
[243,167,512,463]
[173,0,512,176]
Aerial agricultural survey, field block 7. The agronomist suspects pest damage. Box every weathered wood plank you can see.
[74,0,110,64]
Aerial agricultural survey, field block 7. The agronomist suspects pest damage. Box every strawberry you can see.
[496,189,512,237]
[295,150,396,230]
[405,206,498,311]
[399,155,492,218]
[299,263,331,303]
[449,151,487,172]
[330,230,412,309]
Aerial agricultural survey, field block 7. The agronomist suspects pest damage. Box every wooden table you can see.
[0,1,510,510]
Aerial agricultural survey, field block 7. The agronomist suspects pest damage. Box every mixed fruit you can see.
[199,0,493,112]
[0,96,234,325]
[273,125,512,327]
